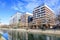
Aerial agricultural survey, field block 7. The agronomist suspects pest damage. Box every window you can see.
[41,11,45,13]
[35,13,39,18]
[41,7,45,9]
[39,13,41,14]
[37,9,40,10]
[42,19,46,23]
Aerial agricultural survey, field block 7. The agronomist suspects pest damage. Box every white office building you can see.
[9,12,22,27]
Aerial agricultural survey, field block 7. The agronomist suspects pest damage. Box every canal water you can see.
[8,31,60,40]
[28,33,60,40]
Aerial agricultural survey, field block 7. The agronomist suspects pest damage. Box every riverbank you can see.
[0,36,6,40]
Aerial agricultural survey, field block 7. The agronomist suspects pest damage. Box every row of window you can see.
[34,11,45,14]
[34,9,45,12]
[34,6,45,10]
[34,13,46,18]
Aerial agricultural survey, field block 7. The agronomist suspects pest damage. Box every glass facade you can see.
[28,16,33,23]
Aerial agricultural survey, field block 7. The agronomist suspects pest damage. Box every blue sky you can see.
[0,0,60,24]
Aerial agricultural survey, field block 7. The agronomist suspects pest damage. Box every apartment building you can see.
[19,12,33,29]
[9,12,21,28]
[32,4,56,29]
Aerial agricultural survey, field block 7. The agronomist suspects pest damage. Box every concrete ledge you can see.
[0,28,60,35]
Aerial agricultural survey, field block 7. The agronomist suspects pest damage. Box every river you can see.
[8,30,60,40]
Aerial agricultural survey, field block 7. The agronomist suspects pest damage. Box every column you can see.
[36,25,39,29]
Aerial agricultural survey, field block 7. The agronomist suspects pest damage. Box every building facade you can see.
[19,12,33,29]
[9,12,21,28]
[32,4,56,29]
[28,15,33,28]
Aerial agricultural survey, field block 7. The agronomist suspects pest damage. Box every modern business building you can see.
[19,12,33,29]
[9,12,21,28]
[28,15,33,28]
[32,4,56,29]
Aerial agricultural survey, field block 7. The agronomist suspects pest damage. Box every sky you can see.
[0,0,60,24]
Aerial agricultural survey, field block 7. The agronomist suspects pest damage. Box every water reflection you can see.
[28,33,60,40]
[28,33,46,40]
[9,31,27,40]
[8,31,60,40]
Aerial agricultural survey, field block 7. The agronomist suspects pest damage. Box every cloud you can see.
[45,0,60,10]
[11,5,19,10]
[45,0,60,15]
[11,6,25,12]
[11,0,43,12]
[45,0,59,6]
[25,2,39,12]
[55,6,60,15]
[11,0,26,12]
[11,0,60,14]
